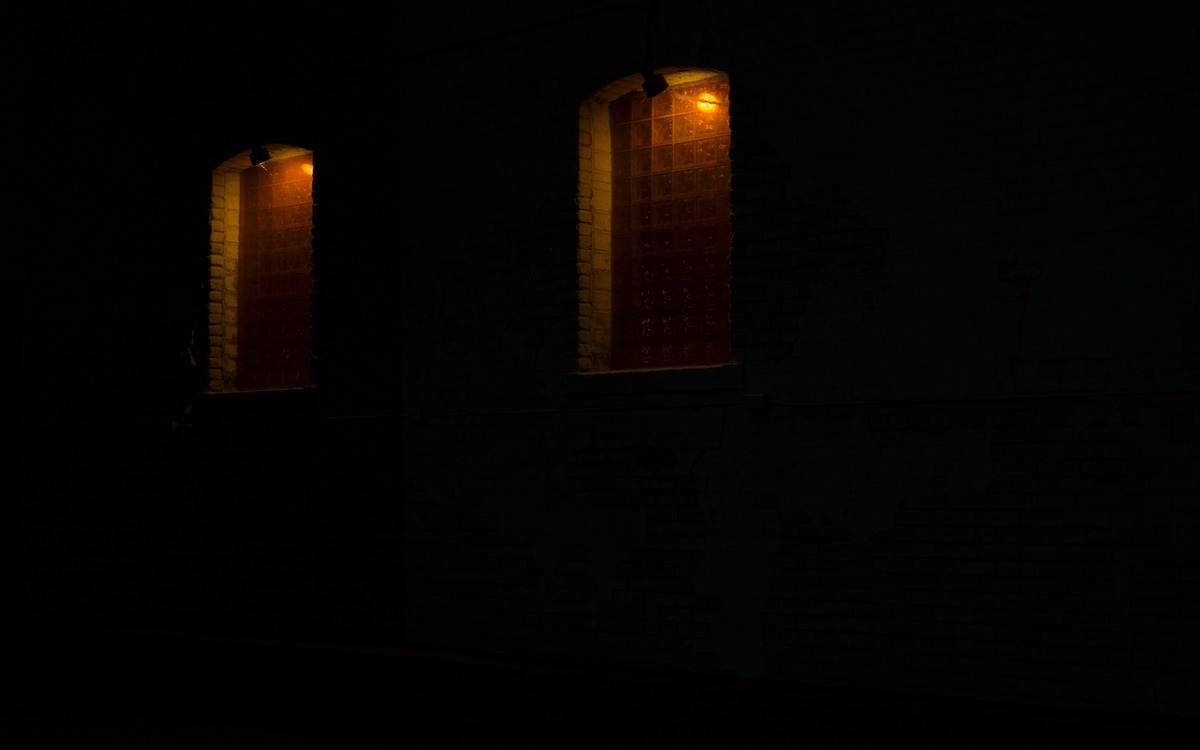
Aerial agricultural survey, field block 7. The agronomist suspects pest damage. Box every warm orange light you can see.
[302,163,314,176]
[697,92,719,113]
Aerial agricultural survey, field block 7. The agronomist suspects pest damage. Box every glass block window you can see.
[609,79,731,370]
[236,153,314,390]
[207,145,314,393]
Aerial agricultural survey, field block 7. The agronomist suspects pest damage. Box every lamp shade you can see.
[249,145,271,166]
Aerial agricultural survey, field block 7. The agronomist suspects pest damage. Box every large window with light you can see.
[207,145,314,392]
[577,69,731,372]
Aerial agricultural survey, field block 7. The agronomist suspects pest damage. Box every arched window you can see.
[577,69,731,371]
[208,145,314,392]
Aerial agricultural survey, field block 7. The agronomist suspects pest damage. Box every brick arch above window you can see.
[208,144,314,393]
[577,68,732,372]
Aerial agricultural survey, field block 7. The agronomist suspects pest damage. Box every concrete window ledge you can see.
[564,362,743,397]
[192,387,318,424]
[556,362,745,412]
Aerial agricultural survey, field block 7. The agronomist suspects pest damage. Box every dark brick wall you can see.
[395,0,1199,717]
[16,0,1199,723]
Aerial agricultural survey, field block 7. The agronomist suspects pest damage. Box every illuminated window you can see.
[578,69,731,371]
[207,146,314,392]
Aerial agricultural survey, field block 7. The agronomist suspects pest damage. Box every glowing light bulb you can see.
[697,93,718,113]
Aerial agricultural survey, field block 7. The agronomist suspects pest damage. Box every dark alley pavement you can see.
[5,624,1195,748]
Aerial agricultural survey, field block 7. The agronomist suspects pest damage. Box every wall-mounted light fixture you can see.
[696,92,719,112]
[249,145,271,167]
[641,70,669,98]
[640,0,667,98]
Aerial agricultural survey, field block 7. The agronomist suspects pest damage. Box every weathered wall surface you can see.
[397,0,1199,716]
[18,0,1198,720]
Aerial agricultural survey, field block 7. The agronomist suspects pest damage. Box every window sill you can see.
[193,387,318,423]
[562,362,744,405]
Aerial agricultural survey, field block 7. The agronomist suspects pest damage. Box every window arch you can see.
[577,68,731,372]
[208,144,314,392]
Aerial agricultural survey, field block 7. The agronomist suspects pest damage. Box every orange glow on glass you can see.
[302,163,314,176]
[697,92,718,113]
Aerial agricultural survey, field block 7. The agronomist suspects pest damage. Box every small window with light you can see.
[578,69,731,372]
[207,145,314,392]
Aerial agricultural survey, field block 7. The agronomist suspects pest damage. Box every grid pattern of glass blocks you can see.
[237,154,314,390]
[610,79,731,369]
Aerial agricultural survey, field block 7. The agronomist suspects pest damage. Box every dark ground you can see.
[5,623,1195,748]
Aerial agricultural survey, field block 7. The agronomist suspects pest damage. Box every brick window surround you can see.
[577,68,731,372]
[207,145,315,392]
